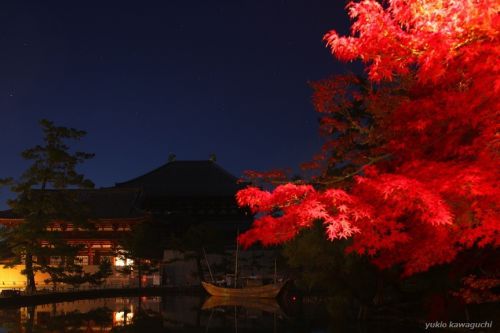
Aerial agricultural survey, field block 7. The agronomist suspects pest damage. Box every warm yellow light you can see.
[114,311,133,324]
[0,266,51,290]
[114,257,134,267]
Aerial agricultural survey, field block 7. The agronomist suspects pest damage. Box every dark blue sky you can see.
[0,1,354,208]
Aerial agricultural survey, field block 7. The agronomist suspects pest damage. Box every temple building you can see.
[115,159,250,234]
[0,188,145,265]
[0,159,251,290]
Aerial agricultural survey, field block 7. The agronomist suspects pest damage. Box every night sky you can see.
[0,1,355,209]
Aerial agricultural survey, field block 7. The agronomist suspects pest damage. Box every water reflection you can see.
[0,296,287,333]
[202,296,282,313]
[1,294,451,332]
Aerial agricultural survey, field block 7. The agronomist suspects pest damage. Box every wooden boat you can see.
[201,281,285,298]
[202,296,282,313]
[201,229,285,299]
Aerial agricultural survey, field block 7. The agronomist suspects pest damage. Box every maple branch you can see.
[313,153,392,185]
[255,153,391,187]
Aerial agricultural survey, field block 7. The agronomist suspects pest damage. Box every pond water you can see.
[0,295,463,333]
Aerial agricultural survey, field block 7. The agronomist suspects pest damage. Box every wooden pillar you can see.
[87,243,93,266]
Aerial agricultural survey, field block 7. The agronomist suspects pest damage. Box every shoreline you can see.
[0,286,204,308]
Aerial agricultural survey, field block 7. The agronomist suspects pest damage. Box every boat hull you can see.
[201,281,284,298]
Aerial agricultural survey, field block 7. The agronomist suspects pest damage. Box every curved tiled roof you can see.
[0,188,144,220]
[115,160,245,197]
[0,209,17,219]
[69,188,144,218]
[0,161,246,220]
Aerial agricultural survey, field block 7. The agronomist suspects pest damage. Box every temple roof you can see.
[0,161,247,221]
[71,188,144,218]
[115,160,245,197]
[0,188,144,220]
[0,209,16,219]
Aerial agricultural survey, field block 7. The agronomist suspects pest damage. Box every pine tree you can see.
[0,119,110,294]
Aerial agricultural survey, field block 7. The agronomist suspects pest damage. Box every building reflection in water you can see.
[0,295,285,333]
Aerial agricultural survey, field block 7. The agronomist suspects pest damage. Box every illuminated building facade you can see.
[0,159,251,289]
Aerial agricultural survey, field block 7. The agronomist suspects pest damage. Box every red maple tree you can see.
[237,0,499,281]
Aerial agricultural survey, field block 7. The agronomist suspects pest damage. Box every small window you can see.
[50,257,62,266]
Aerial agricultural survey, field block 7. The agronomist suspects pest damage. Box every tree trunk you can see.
[138,259,142,288]
[373,274,384,306]
[25,305,35,333]
[25,251,36,295]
